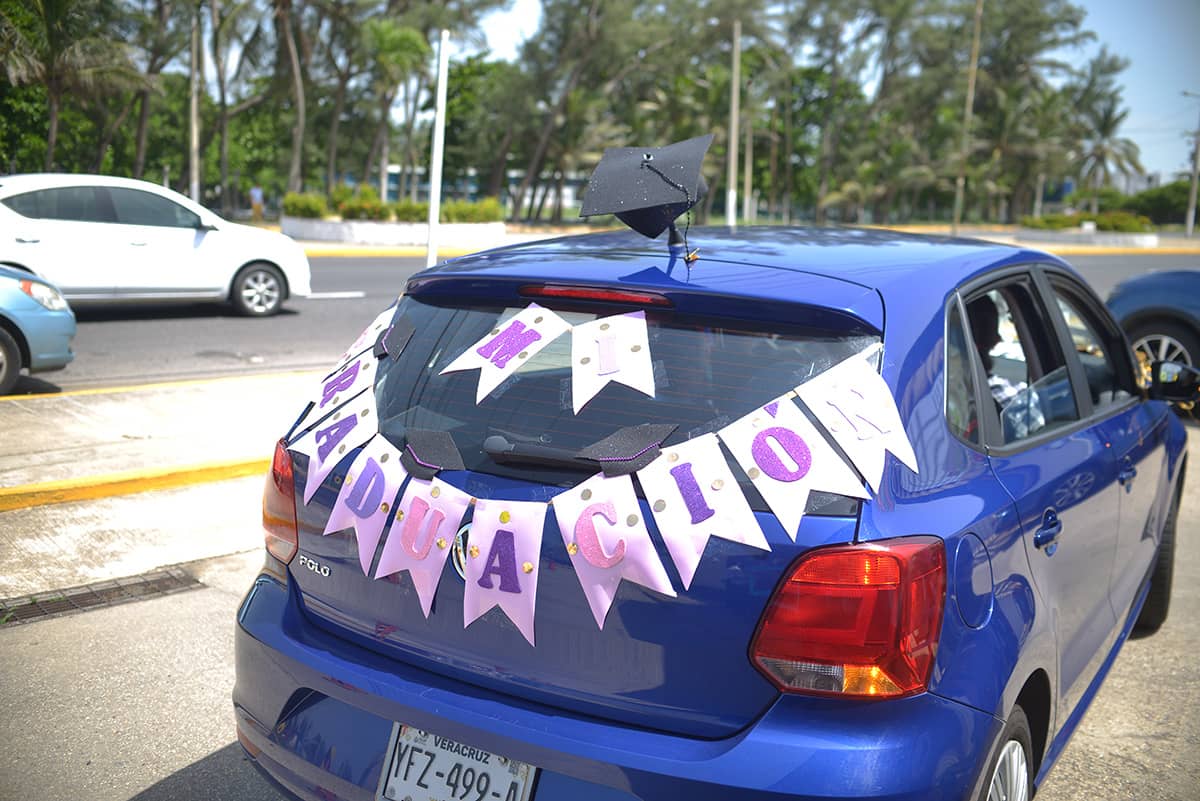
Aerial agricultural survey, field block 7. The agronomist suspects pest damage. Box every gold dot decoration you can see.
[396,510,405,522]
[361,408,370,418]
[469,545,480,558]
[711,479,724,491]
[567,542,579,555]
[580,357,591,365]
[331,396,340,407]
[631,345,642,352]
[436,537,447,550]
[522,561,534,574]
[332,411,341,421]
[499,510,511,524]
[653,499,666,512]
[748,467,761,480]
[668,452,679,462]
[430,486,441,498]
[600,322,610,331]
[626,514,639,527]
[380,502,390,514]
[534,316,544,324]
[338,444,346,454]
[581,489,592,501]
[491,328,501,336]
[380,453,388,463]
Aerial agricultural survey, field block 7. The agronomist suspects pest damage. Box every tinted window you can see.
[107,187,200,228]
[945,301,980,445]
[964,280,1079,445]
[1051,285,1134,410]
[2,187,114,222]
[372,297,878,510]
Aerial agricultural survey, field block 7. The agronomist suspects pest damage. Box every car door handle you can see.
[1118,463,1137,487]
[15,237,39,244]
[1034,510,1062,552]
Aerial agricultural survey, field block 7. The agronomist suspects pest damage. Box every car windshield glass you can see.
[374,296,878,511]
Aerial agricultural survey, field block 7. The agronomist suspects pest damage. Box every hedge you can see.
[1020,211,1153,233]
[282,192,327,219]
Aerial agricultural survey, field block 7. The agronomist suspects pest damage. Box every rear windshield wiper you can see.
[482,435,598,472]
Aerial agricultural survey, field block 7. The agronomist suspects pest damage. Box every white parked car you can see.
[0,174,311,316]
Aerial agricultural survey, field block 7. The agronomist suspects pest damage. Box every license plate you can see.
[376,723,537,801]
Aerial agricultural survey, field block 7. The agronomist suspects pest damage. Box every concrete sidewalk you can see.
[0,371,321,510]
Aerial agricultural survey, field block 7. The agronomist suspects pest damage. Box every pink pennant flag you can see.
[321,435,408,576]
[462,499,546,646]
[332,304,397,373]
[289,391,378,504]
[292,356,380,438]
[552,473,675,629]
[439,304,571,403]
[374,477,473,617]
[636,433,769,590]
[793,346,919,492]
[570,311,655,413]
[718,395,868,540]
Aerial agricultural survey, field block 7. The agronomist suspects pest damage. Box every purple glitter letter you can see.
[315,415,358,463]
[668,463,715,525]
[397,496,446,561]
[320,362,360,408]
[751,427,812,482]
[476,321,542,369]
[344,457,385,518]
[477,530,521,593]
[574,502,627,569]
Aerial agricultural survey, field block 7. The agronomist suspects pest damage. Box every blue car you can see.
[0,264,75,394]
[234,227,1188,801]
[1106,269,1200,374]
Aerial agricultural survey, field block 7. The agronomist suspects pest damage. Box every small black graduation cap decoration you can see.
[400,429,465,480]
[373,314,415,360]
[578,423,678,477]
[580,135,714,240]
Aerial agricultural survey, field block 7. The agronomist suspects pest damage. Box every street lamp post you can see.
[1184,90,1200,239]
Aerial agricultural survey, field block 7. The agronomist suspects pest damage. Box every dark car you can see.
[234,227,1190,801]
[1107,269,1200,374]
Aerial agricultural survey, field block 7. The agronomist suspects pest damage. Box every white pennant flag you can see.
[439,303,571,403]
[571,311,655,413]
[636,433,769,590]
[289,390,379,504]
[322,435,408,576]
[292,356,380,438]
[793,346,919,492]
[718,395,868,540]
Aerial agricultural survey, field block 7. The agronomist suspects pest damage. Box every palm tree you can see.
[1077,95,1143,214]
[0,0,138,169]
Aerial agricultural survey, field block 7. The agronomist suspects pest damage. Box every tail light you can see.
[263,439,298,564]
[751,536,945,698]
[519,284,672,306]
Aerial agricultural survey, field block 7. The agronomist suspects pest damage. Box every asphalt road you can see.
[10,252,1198,394]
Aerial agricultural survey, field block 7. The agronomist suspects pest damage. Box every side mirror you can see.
[1149,360,1200,405]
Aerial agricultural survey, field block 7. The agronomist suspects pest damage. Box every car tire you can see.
[1134,477,1180,634]
[1128,318,1200,370]
[976,706,1033,801]
[0,327,23,396]
[231,262,286,317]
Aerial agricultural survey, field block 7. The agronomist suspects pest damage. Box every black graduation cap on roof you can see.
[580,134,714,239]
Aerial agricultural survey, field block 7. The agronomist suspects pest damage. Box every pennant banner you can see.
[463,498,547,645]
[794,347,919,492]
[375,476,474,617]
[293,356,380,439]
[552,473,676,629]
[719,395,868,540]
[290,390,379,504]
[439,304,572,403]
[332,304,397,373]
[322,435,409,576]
[636,433,769,590]
[571,311,656,413]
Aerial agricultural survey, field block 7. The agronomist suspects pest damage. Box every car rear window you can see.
[374,296,878,513]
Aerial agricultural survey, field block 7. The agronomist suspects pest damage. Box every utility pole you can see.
[189,2,201,202]
[1184,90,1200,238]
[952,0,984,234]
[425,30,451,269]
[726,18,741,228]
[742,119,753,222]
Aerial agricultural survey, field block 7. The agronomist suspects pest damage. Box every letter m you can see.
[476,321,542,369]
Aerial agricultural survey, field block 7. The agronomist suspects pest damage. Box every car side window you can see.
[964,279,1079,446]
[945,301,980,445]
[107,187,200,228]
[1049,282,1135,411]
[2,187,114,223]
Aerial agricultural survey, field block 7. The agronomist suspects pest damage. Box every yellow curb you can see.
[0,458,271,512]
[0,369,323,402]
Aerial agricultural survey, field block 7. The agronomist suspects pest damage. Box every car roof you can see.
[0,173,175,196]
[425,226,1070,333]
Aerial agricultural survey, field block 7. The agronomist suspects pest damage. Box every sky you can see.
[476,0,1200,182]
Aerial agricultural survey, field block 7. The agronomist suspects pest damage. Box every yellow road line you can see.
[0,369,323,402]
[0,458,271,512]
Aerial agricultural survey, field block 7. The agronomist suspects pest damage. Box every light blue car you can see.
[0,264,75,394]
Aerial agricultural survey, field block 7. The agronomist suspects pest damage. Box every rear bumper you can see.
[235,574,1001,801]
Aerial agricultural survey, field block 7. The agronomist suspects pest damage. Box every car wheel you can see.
[977,706,1032,801]
[1128,319,1199,379]
[1135,476,1180,634]
[231,263,285,317]
[0,327,23,396]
